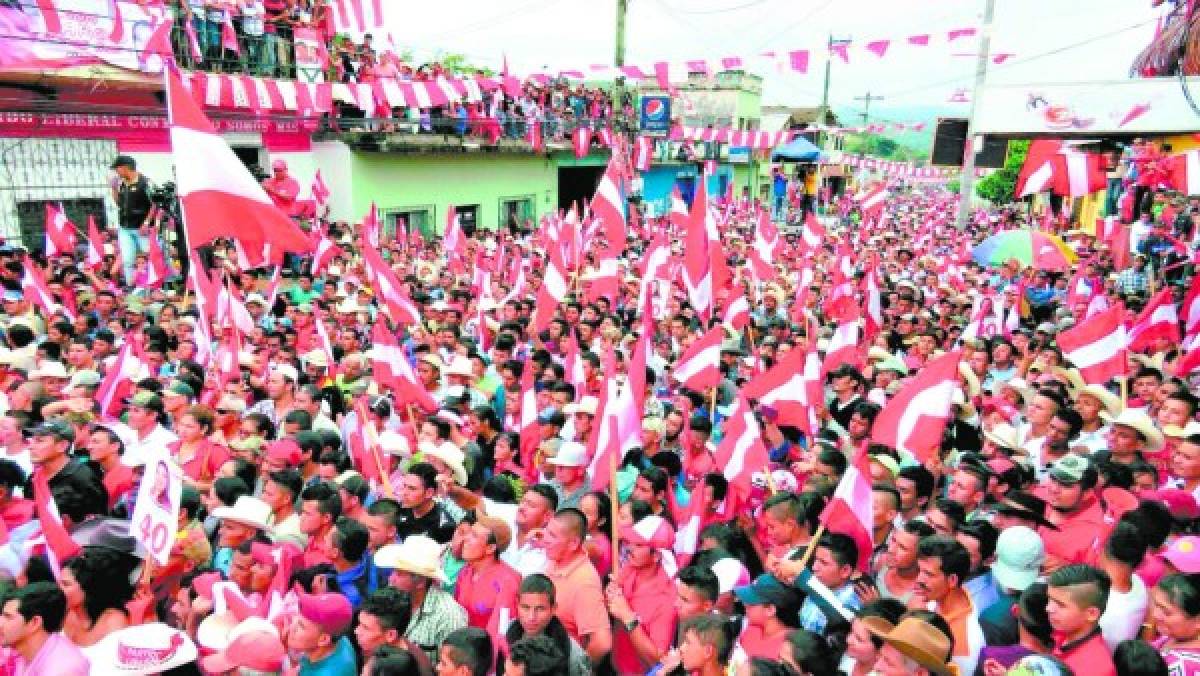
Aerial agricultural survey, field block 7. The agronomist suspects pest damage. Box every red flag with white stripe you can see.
[742,346,822,436]
[1128,288,1180,352]
[590,158,627,255]
[369,323,438,414]
[871,350,962,462]
[311,230,344,275]
[722,293,750,330]
[145,229,170,288]
[1169,149,1200,195]
[31,469,81,576]
[820,464,874,572]
[683,179,713,321]
[1182,282,1200,341]
[96,342,146,417]
[310,170,330,207]
[530,245,569,332]
[671,326,724,391]
[712,396,771,513]
[166,68,312,264]
[43,203,77,258]
[85,215,105,270]
[633,136,654,172]
[857,185,889,220]
[573,127,593,159]
[444,205,466,260]
[1057,304,1128,384]
[822,320,863,374]
[799,211,826,252]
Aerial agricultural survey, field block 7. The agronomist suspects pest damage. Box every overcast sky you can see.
[390,0,1162,122]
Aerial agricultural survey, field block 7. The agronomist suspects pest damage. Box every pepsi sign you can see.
[639,96,671,133]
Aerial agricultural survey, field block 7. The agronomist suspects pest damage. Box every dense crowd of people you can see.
[0,140,1196,676]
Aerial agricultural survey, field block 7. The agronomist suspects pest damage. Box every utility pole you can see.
[614,0,628,133]
[817,35,852,140]
[955,0,997,230]
[854,91,885,125]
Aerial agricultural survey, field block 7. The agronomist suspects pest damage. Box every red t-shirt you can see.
[1054,628,1116,676]
[738,625,789,661]
[454,560,521,634]
[612,567,678,674]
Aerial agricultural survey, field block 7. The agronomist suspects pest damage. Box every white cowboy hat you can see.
[84,622,197,675]
[377,430,412,457]
[564,395,599,416]
[957,363,982,400]
[445,355,474,378]
[418,441,468,486]
[1165,421,1200,439]
[374,536,447,582]
[29,361,68,380]
[302,349,330,369]
[211,496,272,531]
[1100,409,1165,452]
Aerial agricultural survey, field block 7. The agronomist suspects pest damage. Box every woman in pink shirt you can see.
[580,491,613,580]
[1151,573,1200,676]
[169,405,231,495]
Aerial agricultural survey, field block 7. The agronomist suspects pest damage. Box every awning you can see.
[771,136,822,162]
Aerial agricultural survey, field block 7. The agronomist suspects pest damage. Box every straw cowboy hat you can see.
[957,363,982,400]
[445,355,475,378]
[982,422,1021,452]
[417,441,469,486]
[863,616,955,676]
[1077,384,1122,418]
[1051,367,1087,395]
[1100,409,1165,452]
[374,536,446,582]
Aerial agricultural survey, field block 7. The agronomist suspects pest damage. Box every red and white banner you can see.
[672,126,794,150]
[0,0,172,74]
[130,449,183,566]
[671,326,724,391]
[329,0,387,39]
[820,464,874,572]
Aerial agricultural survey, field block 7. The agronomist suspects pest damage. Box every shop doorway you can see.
[558,166,605,213]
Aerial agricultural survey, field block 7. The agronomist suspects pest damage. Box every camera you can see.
[149,181,176,209]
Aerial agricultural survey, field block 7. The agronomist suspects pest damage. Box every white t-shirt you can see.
[1100,573,1148,651]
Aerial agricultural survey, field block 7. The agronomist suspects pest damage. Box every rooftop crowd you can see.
[0,143,1196,676]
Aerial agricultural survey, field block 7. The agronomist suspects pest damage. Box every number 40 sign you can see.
[129,448,183,566]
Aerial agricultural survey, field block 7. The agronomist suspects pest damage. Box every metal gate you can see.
[0,138,118,250]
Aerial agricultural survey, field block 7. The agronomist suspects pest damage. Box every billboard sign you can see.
[0,0,173,73]
[640,96,671,133]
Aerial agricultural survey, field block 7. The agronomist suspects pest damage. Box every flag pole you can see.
[610,428,620,578]
[794,522,827,569]
[710,387,718,424]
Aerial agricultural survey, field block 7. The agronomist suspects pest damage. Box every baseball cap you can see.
[110,154,136,169]
[733,574,800,608]
[266,439,303,466]
[1047,453,1089,485]
[296,591,353,637]
[1161,536,1200,573]
[537,407,565,427]
[200,629,285,674]
[546,441,587,467]
[164,380,196,399]
[991,526,1044,592]
[126,390,164,412]
[27,418,74,441]
[66,369,102,390]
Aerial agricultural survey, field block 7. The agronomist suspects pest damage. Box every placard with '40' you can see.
[129,447,183,566]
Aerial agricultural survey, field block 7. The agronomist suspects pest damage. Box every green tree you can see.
[974,140,1030,205]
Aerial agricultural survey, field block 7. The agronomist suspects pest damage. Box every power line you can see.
[866,17,1158,103]
[655,0,769,15]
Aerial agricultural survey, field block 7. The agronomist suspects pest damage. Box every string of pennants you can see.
[515,25,1012,85]
[844,154,995,179]
[670,121,932,150]
[180,71,502,116]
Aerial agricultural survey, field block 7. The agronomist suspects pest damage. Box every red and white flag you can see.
[822,320,862,374]
[722,293,750,331]
[166,69,312,264]
[857,185,889,220]
[682,178,713,321]
[573,127,593,159]
[799,212,826,252]
[96,342,146,418]
[1182,282,1200,341]
[1057,304,1131,384]
[530,245,569,332]
[1169,149,1200,195]
[369,323,438,414]
[329,0,387,37]
[85,214,105,269]
[590,158,627,255]
[144,230,170,288]
[31,469,81,576]
[871,350,962,462]
[671,326,725,391]
[712,395,771,513]
[43,203,77,258]
[311,230,344,275]
[633,136,654,171]
[310,169,330,206]
[1128,288,1180,352]
[1175,345,1200,378]
[742,346,822,436]
[820,463,874,572]
[444,205,466,260]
